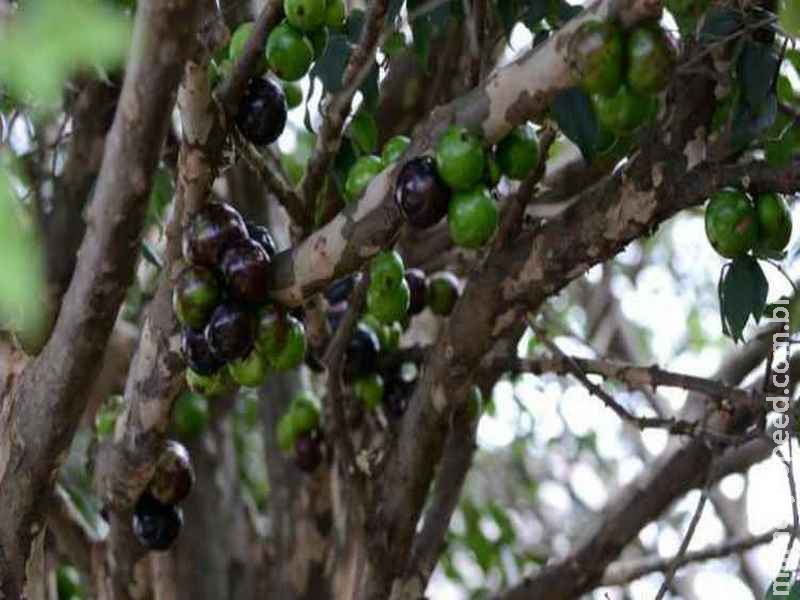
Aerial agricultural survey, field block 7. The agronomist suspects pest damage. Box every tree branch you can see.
[232,127,308,227]
[602,526,797,586]
[0,0,205,593]
[266,0,661,307]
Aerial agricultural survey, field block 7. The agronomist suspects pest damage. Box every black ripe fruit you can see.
[221,238,270,304]
[294,430,323,472]
[205,303,256,362]
[181,328,222,375]
[395,156,451,229]
[404,268,427,316]
[247,223,277,258]
[182,202,248,268]
[148,441,195,506]
[344,323,380,380]
[132,493,184,551]
[236,77,288,146]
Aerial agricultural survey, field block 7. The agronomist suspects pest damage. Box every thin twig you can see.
[494,127,556,248]
[655,456,718,599]
[231,127,309,228]
[322,271,371,504]
[603,525,795,586]
[528,320,757,446]
[503,355,756,407]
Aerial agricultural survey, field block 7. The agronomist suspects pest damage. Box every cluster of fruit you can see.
[132,441,195,551]
[346,123,541,250]
[222,0,346,111]
[329,256,460,414]
[571,18,675,138]
[175,201,306,396]
[704,189,793,259]
[272,253,462,474]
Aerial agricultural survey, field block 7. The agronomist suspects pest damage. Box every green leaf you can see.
[699,7,742,45]
[407,0,453,66]
[0,0,131,104]
[346,110,379,155]
[333,137,358,197]
[146,167,174,228]
[552,87,599,162]
[731,91,777,150]
[719,255,769,342]
[765,572,800,599]
[346,9,366,44]
[498,0,548,39]
[0,166,45,336]
[140,240,163,270]
[780,0,800,37]
[310,34,351,94]
[737,41,780,112]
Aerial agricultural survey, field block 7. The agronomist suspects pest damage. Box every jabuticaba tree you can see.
[1,0,800,598]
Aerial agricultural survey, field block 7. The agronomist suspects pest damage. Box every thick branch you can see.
[266,0,661,307]
[0,0,204,593]
[40,77,120,343]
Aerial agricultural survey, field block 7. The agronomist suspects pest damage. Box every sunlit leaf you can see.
[0,0,131,104]
[0,165,45,335]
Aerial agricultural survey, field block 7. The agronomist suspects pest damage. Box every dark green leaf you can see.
[146,167,174,227]
[346,9,366,43]
[699,7,742,45]
[411,16,432,66]
[737,41,780,111]
[556,0,581,23]
[360,63,380,111]
[731,92,777,149]
[498,0,548,39]
[719,255,769,342]
[333,137,358,196]
[552,87,599,162]
[141,240,163,270]
[387,0,405,22]
[310,34,351,94]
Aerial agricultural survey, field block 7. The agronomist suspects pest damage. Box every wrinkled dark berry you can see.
[148,441,195,506]
[395,156,451,229]
[404,268,427,316]
[182,202,248,268]
[205,303,257,362]
[324,274,360,304]
[181,328,222,375]
[247,223,277,258]
[221,238,270,304]
[236,77,288,146]
[294,429,323,472]
[344,323,379,380]
[132,493,183,551]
